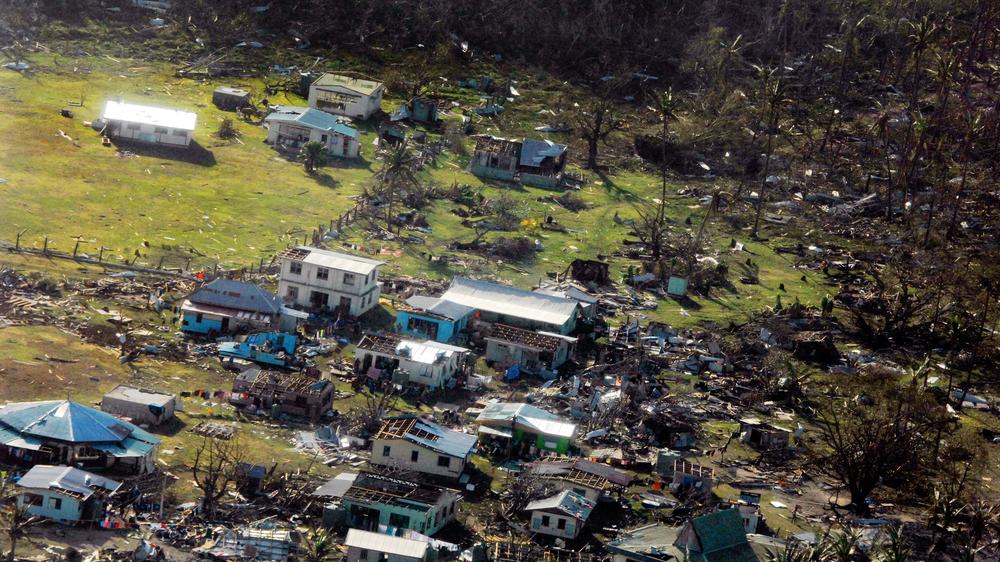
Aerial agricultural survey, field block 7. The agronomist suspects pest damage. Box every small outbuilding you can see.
[212,86,252,110]
[100,100,197,148]
[738,418,791,451]
[525,490,595,540]
[101,385,176,426]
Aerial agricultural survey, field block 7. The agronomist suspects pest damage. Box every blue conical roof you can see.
[0,400,139,444]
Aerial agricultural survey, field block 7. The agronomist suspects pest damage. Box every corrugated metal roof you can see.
[312,472,358,498]
[519,138,567,168]
[525,490,595,520]
[394,339,469,365]
[382,416,477,458]
[0,401,159,445]
[265,106,359,138]
[285,246,383,275]
[102,100,197,131]
[475,402,576,438]
[312,73,383,96]
[344,529,428,559]
[17,465,121,499]
[440,277,578,328]
[404,295,474,321]
[187,279,283,314]
[103,385,175,407]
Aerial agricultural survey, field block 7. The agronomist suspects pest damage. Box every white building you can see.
[276,246,384,317]
[370,416,478,480]
[100,100,196,148]
[101,385,176,426]
[344,529,428,562]
[263,106,360,158]
[308,73,385,120]
[525,490,595,540]
[355,334,470,390]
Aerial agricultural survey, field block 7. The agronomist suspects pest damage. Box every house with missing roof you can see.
[370,416,477,480]
[605,510,767,562]
[475,402,576,456]
[344,529,430,562]
[439,277,579,335]
[534,284,599,321]
[100,100,197,148]
[15,465,121,525]
[394,295,474,344]
[264,106,360,158]
[469,136,568,188]
[230,367,334,421]
[100,385,176,426]
[525,490,595,540]
[526,458,632,503]
[0,400,160,475]
[484,323,577,377]
[308,73,385,120]
[355,334,471,390]
[312,471,459,536]
[276,246,384,316]
[180,278,306,336]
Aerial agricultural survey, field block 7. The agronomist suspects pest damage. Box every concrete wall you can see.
[106,120,192,147]
[529,511,579,539]
[180,310,225,334]
[347,546,422,562]
[101,396,175,426]
[369,438,466,479]
[395,312,464,343]
[309,86,383,120]
[266,122,359,158]
[17,489,84,524]
[344,494,457,536]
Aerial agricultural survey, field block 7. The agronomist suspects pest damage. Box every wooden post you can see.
[98,246,105,262]
[73,240,80,257]
[259,258,264,272]
[43,237,49,255]
[158,256,165,269]
[214,263,219,276]
[185,258,192,272]
[15,230,23,251]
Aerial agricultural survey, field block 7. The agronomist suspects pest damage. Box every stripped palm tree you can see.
[301,528,340,562]
[0,479,43,562]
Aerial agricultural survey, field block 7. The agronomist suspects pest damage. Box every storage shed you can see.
[100,100,197,148]
[213,86,252,110]
[101,385,176,426]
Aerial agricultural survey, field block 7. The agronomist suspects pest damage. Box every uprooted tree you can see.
[0,478,42,562]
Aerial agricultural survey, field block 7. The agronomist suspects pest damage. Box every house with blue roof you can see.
[0,400,160,475]
[264,106,360,158]
[180,278,306,336]
[370,416,478,480]
[394,295,474,343]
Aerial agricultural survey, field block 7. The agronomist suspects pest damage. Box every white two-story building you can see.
[276,246,384,317]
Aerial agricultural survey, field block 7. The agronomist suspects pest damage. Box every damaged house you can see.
[484,324,577,377]
[527,458,631,503]
[264,106,360,158]
[469,136,569,188]
[440,277,580,335]
[277,246,384,316]
[230,367,334,420]
[525,490,595,540]
[308,73,385,120]
[670,459,714,494]
[181,278,305,336]
[475,402,576,456]
[15,465,121,525]
[0,400,160,475]
[344,529,430,562]
[355,334,471,390]
[738,418,791,451]
[370,416,478,480]
[212,86,252,110]
[394,295,474,344]
[391,97,440,125]
[313,471,460,536]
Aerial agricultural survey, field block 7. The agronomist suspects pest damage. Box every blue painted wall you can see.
[17,492,85,524]
[180,312,224,334]
[395,311,469,343]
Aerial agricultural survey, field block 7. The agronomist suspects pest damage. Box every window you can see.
[437,455,450,468]
[359,550,369,561]
[23,493,43,506]
[557,518,567,530]
[309,291,329,308]
[49,497,62,510]
[541,515,551,527]
[411,450,419,462]
[343,272,356,286]
[316,267,329,280]
[289,262,302,275]
[196,313,203,323]
[286,286,299,300]
[127,123,140,130]
[154,126,168,134]
[382,446,391,457]
[320,134,328,143]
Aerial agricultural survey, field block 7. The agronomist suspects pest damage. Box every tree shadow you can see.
[596,169,638,202]
[312,172,339,188]
[111,139,216,166]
